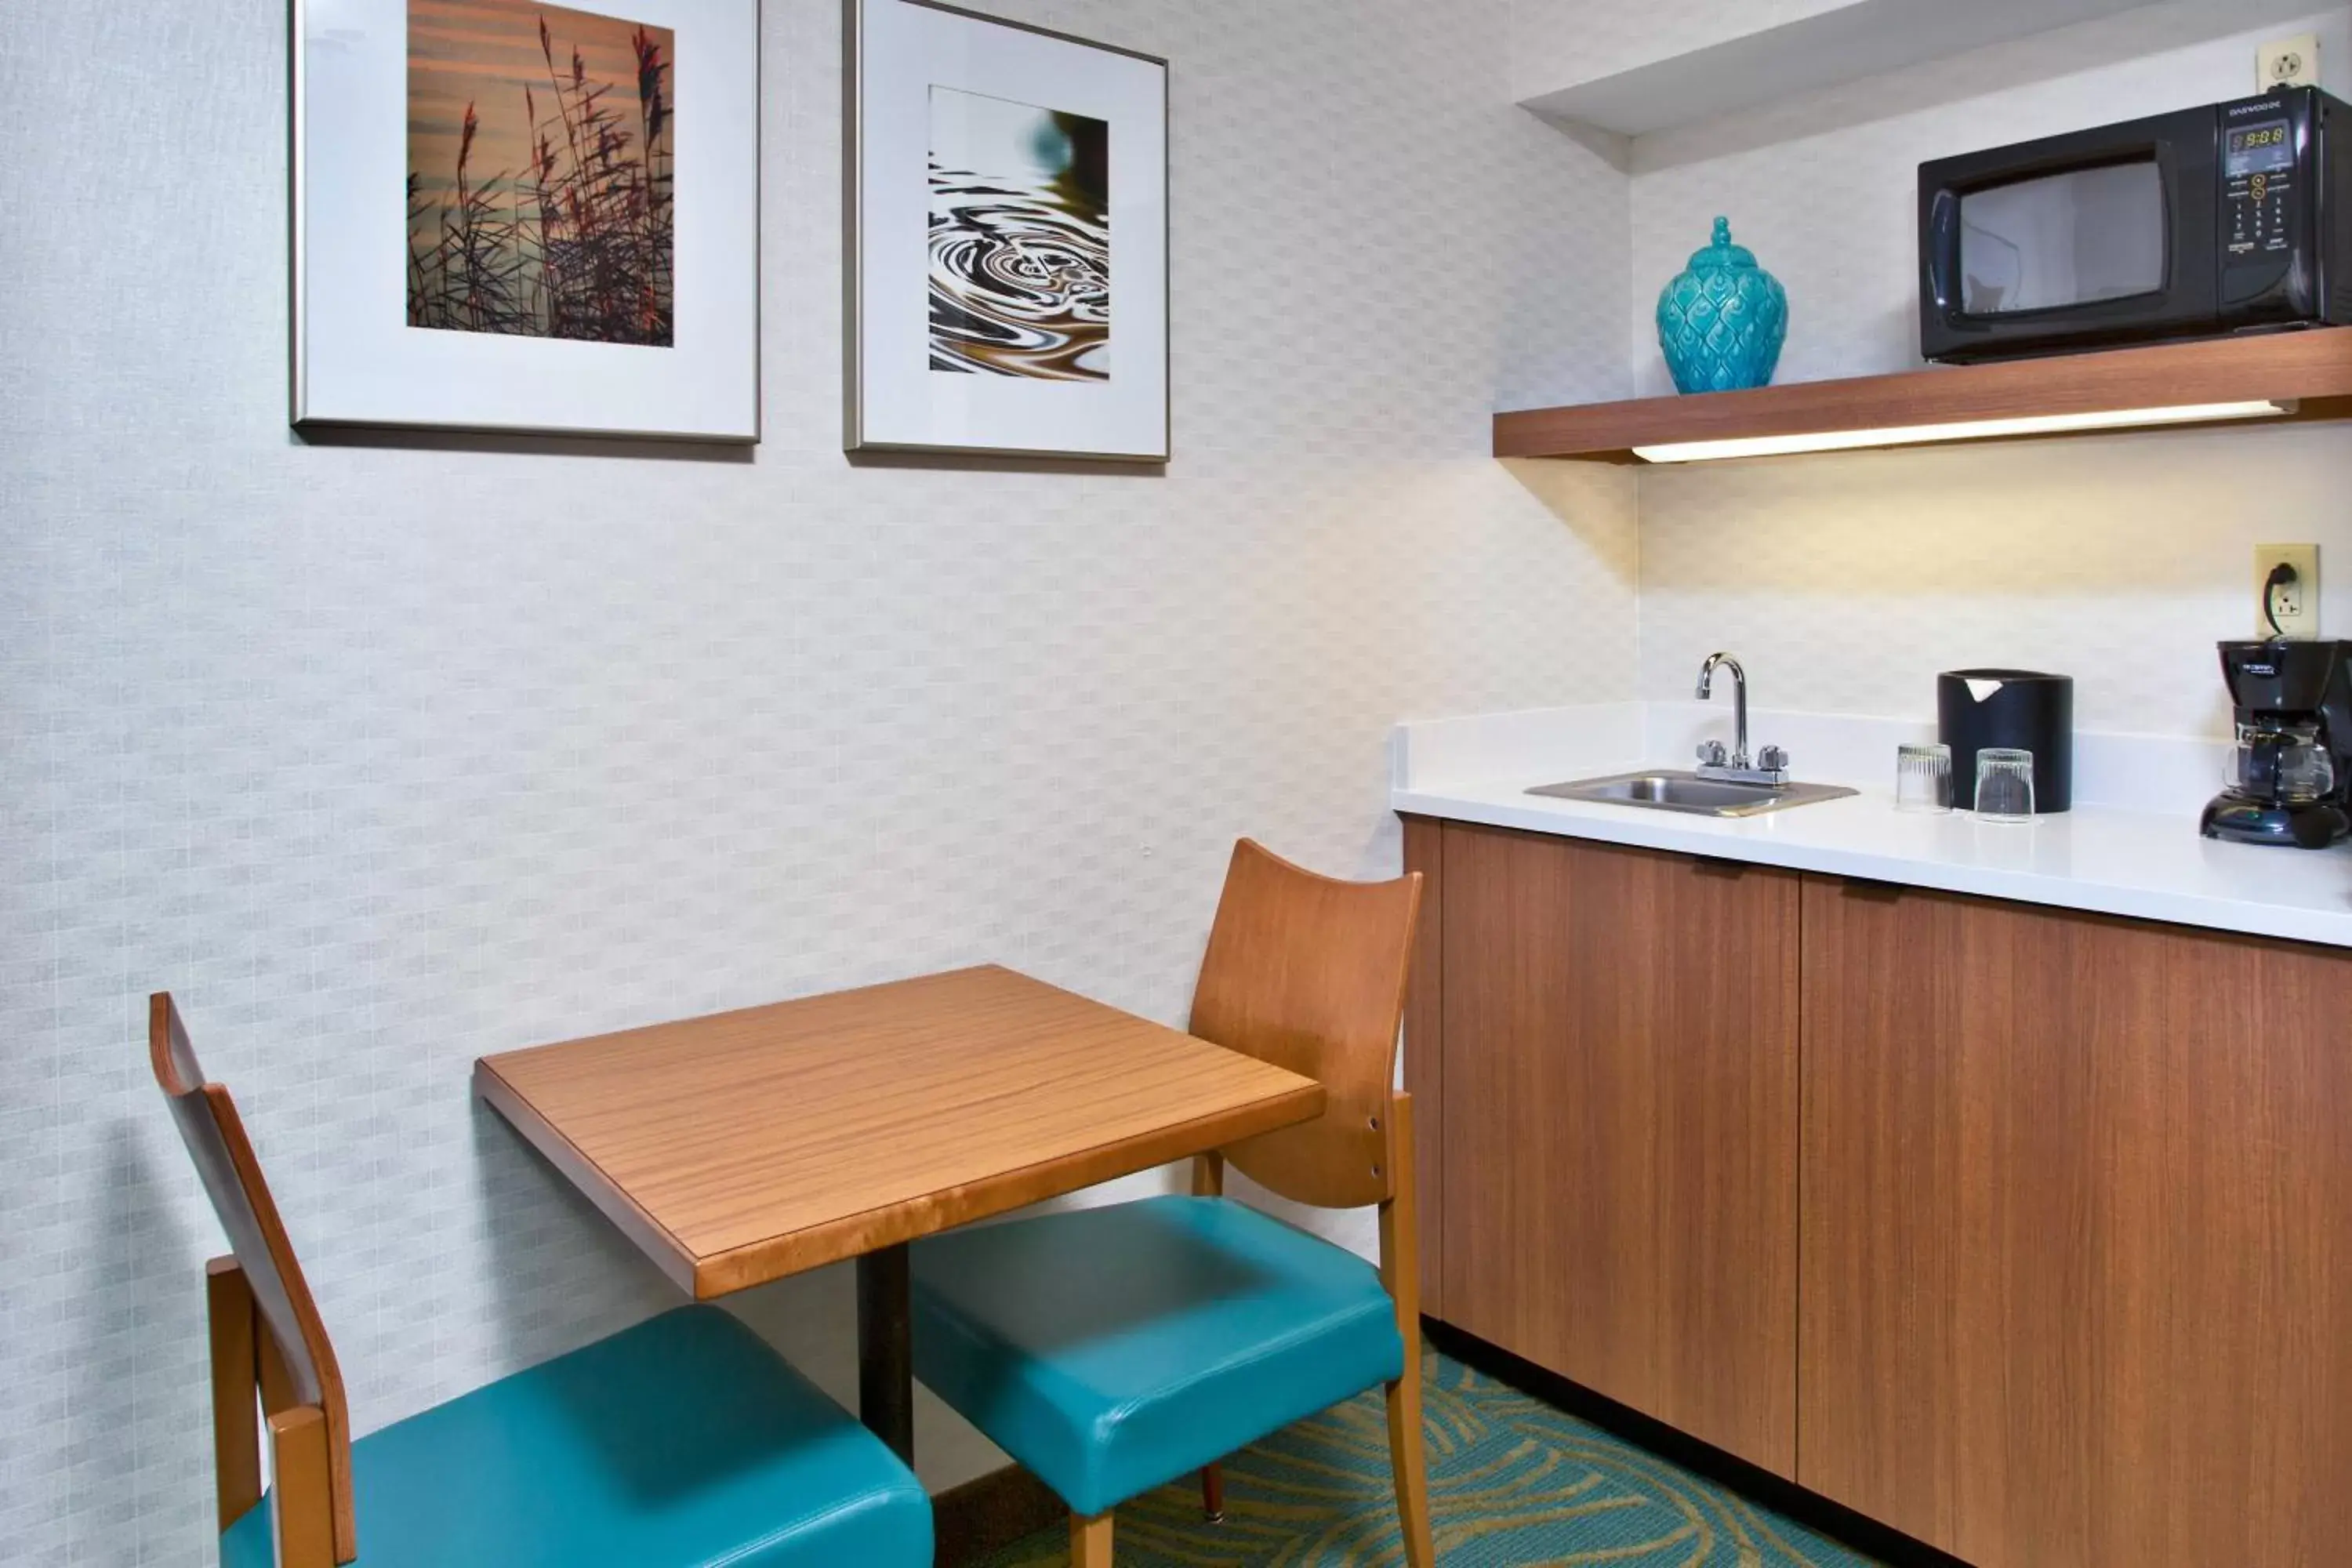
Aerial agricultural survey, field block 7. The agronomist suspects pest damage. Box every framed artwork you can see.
[844,0,1168,461]
[293,0,761,441]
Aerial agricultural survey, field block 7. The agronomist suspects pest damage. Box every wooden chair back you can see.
[1188,840,1423,1211]
[150,993,356,1563]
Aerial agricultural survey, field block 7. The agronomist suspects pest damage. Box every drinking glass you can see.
[1974,747,2036,823]
[1895,743,1953,814]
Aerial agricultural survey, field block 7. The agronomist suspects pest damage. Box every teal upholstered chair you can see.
[911,840,1433,1566]
[148,993,931,1568]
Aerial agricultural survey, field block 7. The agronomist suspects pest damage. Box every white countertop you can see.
[1392,704,2352,949]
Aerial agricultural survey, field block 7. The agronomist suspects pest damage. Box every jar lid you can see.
[1686,216,1758,270]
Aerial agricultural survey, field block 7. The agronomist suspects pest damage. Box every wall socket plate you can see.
[2260,34,2320,91]
[2256,543,2320,638]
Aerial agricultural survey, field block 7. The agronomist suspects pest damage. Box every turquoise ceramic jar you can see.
[1655,217,1788,394]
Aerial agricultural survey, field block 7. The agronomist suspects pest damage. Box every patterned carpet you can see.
[969,1348,1882,1566]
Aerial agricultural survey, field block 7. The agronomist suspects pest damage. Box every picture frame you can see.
[292,0,762,441]
[844,0,1169,461]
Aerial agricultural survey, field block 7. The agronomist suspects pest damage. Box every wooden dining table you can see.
[473,963,1327,1458]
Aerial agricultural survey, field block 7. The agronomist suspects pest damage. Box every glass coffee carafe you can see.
[2227,719,2338,804]
[2203,638,2352,848]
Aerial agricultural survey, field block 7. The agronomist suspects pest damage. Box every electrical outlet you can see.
[2256,544,2320,638]
[2260,34,2320,91]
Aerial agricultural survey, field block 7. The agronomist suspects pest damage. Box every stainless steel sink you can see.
[1529,769,1859,818]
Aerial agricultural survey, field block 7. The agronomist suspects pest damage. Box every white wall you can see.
[1625,1,2352,735]
[0,2,1633,1560]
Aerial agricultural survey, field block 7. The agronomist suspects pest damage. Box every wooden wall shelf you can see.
[1494,330,2352,463]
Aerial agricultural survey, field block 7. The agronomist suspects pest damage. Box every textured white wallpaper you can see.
[0,1,1633,1560]
[1628,2,2352,733]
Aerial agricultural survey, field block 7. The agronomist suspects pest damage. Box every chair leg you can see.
[1070,1509,1114,1567]
[1200,1461,1225,1522]
[1386,1368,1435,1568]
[266,1406,336,1568]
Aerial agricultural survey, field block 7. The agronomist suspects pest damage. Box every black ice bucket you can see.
[1937,669,2074,813]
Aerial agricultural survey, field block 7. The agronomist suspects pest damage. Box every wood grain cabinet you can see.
[1799,879,2352,1568]
[1406,819,2352,1566]
[1414,822,1798,1476]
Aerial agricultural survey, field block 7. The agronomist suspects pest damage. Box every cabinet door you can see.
[1800,878,2352,1567]
[1798,879,2169,1563]
[2159,931,2352,1566]
[1440,824,1798,1475]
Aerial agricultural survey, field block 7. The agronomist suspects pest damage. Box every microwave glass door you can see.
[1959,160,2166,314]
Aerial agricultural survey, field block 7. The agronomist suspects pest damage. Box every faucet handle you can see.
[1697,739,1729,768]
[1758,745,1789,773]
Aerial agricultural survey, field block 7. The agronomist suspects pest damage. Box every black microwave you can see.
[1920,87,2351,363]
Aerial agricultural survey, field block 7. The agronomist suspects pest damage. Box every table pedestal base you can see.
[857,1244,914,1461]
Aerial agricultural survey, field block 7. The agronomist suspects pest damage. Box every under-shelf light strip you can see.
[1630,400,2297,463]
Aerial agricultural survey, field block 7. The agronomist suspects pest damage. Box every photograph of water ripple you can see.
[927,88,1110,380]
[846,0,1170,460]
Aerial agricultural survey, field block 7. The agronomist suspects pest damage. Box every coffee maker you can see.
[2201,639,2352,848]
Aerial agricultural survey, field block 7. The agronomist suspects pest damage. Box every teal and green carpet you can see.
[971,1348,1883,1566]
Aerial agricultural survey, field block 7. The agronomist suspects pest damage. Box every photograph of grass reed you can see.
[407,0,674,345]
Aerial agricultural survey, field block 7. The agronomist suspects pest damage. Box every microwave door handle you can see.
[1928,190,1963,314]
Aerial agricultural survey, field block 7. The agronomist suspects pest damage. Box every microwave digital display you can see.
[2227,120,2295,176]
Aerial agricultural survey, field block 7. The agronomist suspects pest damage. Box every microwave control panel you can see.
[2218,100,2317,319]
[2224,118,2296,259]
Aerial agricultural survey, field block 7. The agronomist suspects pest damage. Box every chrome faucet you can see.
[1694,652,1790,786]
[1695,652,1750,768]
